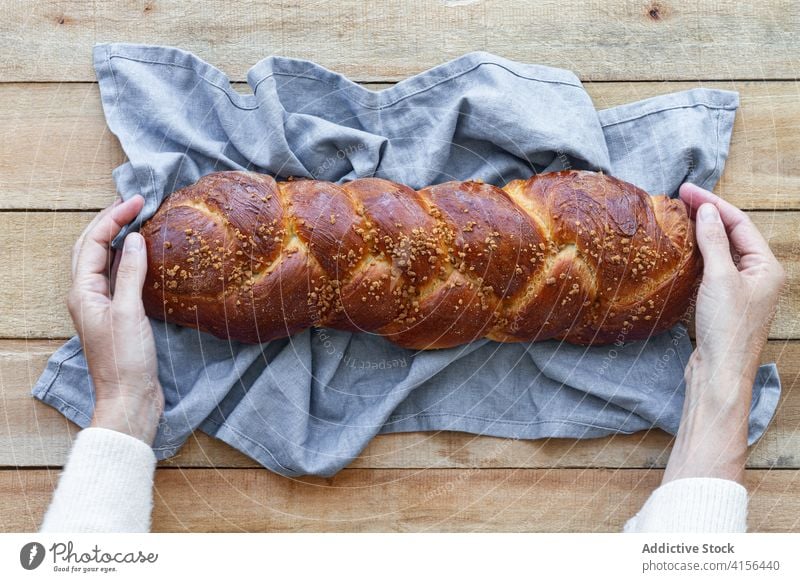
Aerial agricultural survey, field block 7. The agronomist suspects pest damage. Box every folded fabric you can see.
[32,43,781,477]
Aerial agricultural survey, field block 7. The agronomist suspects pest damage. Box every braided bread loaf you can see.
[140,170,700,349]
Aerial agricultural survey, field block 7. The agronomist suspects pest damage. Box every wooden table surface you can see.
[1,0,798,532]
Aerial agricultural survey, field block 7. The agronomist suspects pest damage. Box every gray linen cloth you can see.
[32,43,780,477]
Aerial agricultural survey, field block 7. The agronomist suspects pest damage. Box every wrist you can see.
[665,356,753,485]
[90,409,160,445]
[684,349,759,413]
[665,405,749,484]
[90,388,163,446]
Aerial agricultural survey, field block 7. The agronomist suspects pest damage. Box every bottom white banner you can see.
[1,533,797,581]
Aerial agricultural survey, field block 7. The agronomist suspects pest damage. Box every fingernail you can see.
[698,203,719,222]
[126,233,143,251]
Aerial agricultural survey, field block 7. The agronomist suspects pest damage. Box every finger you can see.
[76,195,144,274]
[72,200,121,279]
[75,195,145,284]
[679,183,774,262]
[111,232,147,309]
[678,182,717,217]
[694,203,737,279]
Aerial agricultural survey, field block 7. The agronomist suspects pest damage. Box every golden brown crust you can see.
[140,170,701,349]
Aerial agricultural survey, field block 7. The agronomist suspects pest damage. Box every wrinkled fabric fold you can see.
[32,43,780,477]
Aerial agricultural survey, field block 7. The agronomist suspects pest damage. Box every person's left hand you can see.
[68,195,164,445]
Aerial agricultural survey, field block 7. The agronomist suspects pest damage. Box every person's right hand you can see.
[661,183,785,484]
[679,183,785,408]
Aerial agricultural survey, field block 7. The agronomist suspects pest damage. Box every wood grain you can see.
[2,339,796,469]
[2,210,798,339]
[1,81,798,210]
[1,1,799,83]
[2,467,797,532]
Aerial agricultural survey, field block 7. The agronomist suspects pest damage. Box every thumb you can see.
[112,233,147,308]
[695,203,736,278]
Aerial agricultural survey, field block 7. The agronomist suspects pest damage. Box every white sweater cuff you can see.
[624,477,748,533]
[39,427,157,533]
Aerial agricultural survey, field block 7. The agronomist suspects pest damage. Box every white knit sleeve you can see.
[623,477,748,533]
[39,427,158,533]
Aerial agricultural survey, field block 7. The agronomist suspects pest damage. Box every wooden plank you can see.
[1,467,797,532]
[588,81,800,211]
[1,81,798,210]
[0,340,254,468]
[0,84,124,210]
[1,1,799,83]
[2,339,797,469]
[2,210,798,339]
